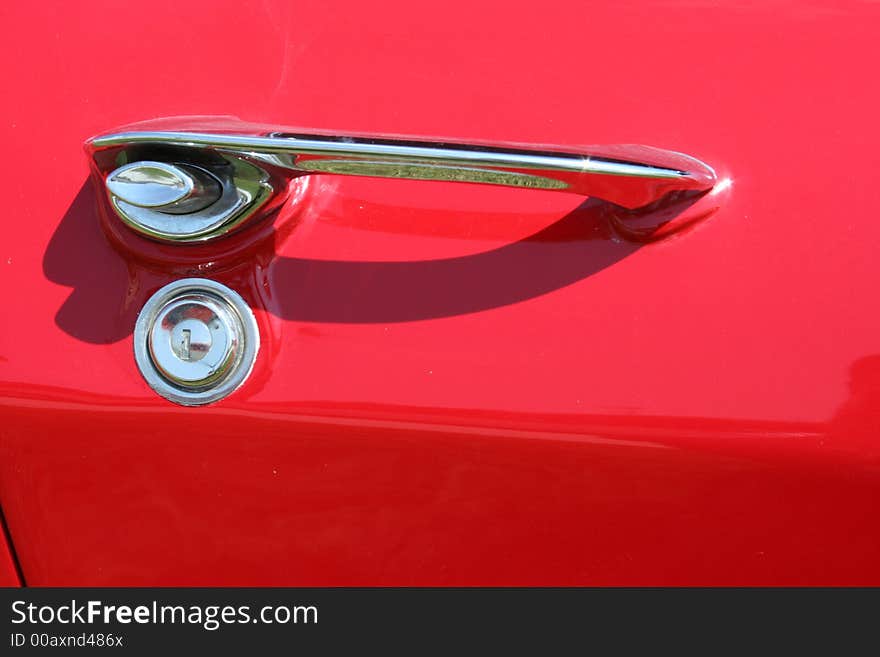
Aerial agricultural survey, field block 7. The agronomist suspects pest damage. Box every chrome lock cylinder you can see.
[134,279,259,405]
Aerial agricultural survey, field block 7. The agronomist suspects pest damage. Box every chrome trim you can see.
[102,154,273,242]
[89,120,717,242]
[107,161,200,208]
[133,279,260,406]
[93,130,701,180]
[111,176,248,241]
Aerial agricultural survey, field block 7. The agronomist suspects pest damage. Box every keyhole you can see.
[169,318,212,362]
[180,329,192,361]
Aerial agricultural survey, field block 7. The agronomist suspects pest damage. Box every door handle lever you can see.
[87,117,716,242]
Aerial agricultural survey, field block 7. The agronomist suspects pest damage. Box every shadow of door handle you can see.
[87,117,716,242]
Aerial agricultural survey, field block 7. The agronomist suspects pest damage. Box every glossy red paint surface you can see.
[1,1,879,584]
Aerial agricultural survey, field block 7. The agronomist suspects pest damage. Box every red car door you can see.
[1,0,879,584]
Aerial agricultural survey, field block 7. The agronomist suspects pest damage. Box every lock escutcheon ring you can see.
[134,278,260,406]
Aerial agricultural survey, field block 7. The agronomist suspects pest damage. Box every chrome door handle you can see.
[87,118,716,242]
